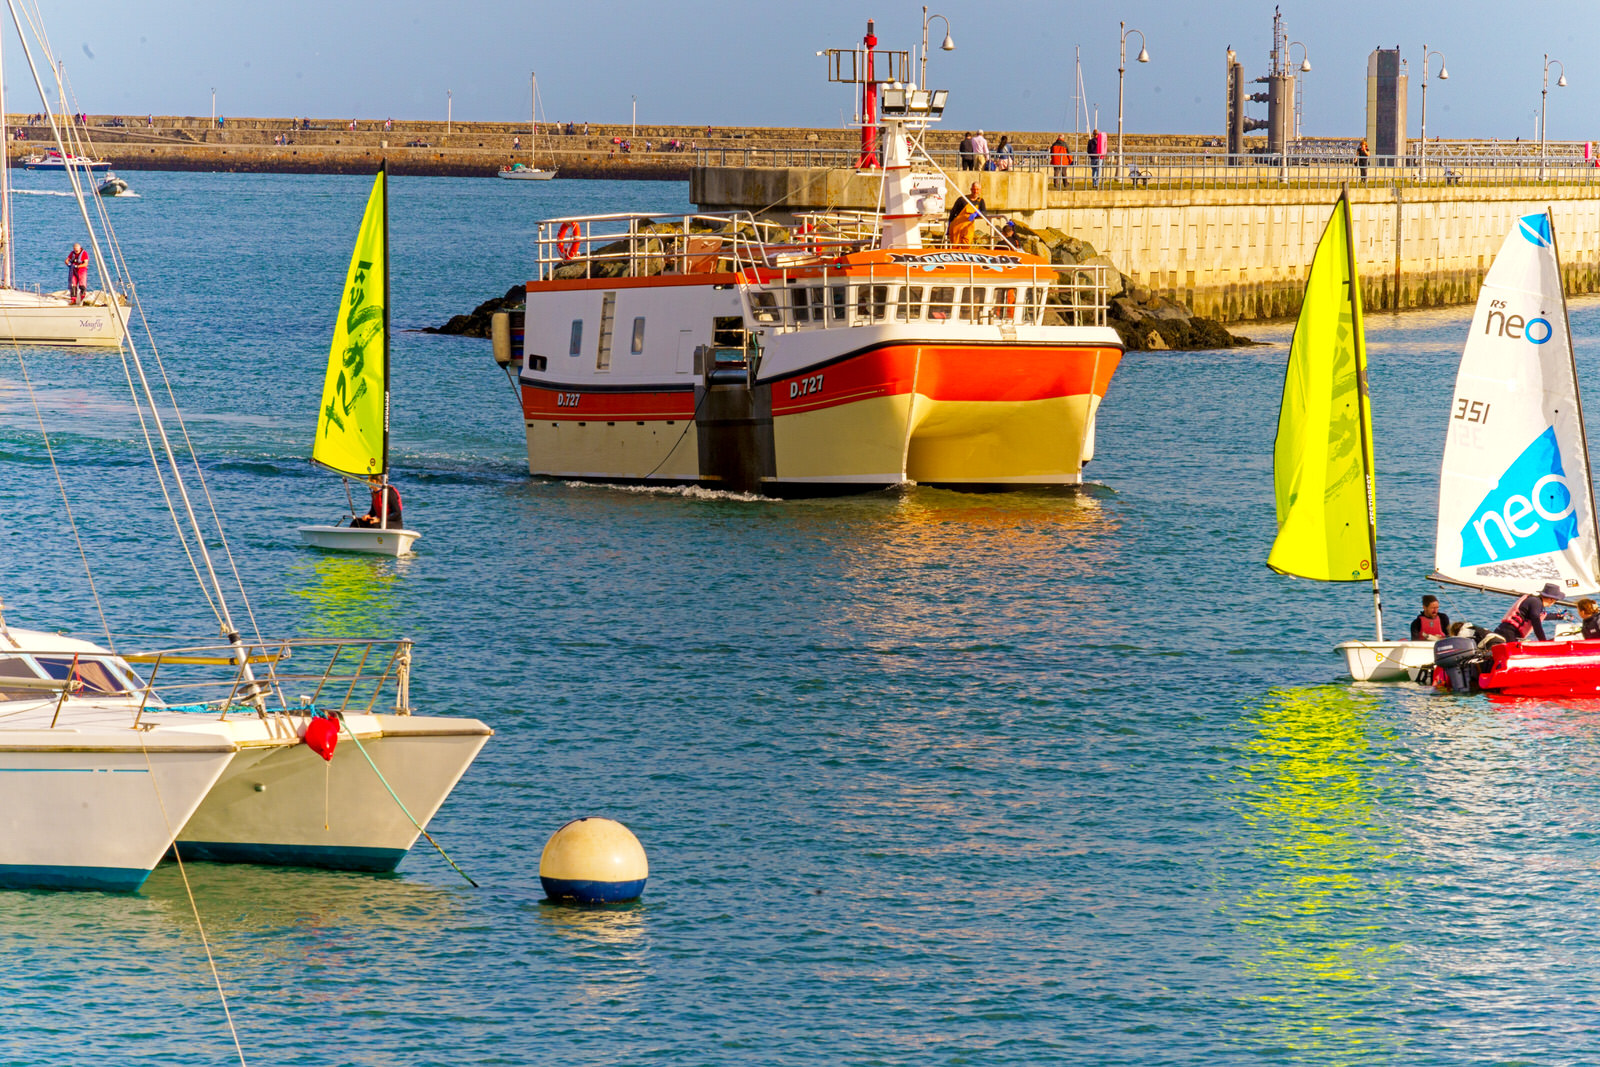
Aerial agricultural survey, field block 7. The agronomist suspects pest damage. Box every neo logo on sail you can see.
[1461,426,1579,565]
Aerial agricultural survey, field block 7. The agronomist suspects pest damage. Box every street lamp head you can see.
[940,31,954,51]
[1136,46,1150,64]
[1438,66,1448,80]
[1300,58,1312,73]
[1558,73,1568,87]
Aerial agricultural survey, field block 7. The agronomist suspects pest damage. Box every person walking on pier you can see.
[1088,128,1103,188]
[959,131,974,171]
[65,243,88,305]
[1050,134,1071,188]
[971,129,990,171]
[1356,138,1370,183]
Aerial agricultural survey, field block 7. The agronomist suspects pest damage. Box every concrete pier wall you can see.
[690,167,1600,323]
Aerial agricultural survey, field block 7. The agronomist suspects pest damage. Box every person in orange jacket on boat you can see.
[65,242,88,304]
[946,182,985,247]
[1410,595,1451,641]
[350,475,402,529]
[1494,583,1563,643]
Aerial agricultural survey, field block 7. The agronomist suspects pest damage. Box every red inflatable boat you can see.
[1478,639,1600,698]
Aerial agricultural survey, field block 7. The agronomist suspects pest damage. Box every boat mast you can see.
[530,72,537,168]
[0,26,10,288]
[380,159,391,531]
[1548,206,1600,574]
[1343,186,1384,640]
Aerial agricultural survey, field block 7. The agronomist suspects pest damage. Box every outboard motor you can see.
[1432,635,1489,693]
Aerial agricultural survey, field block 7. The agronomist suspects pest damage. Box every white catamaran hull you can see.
[0,288,124,346]
[298,524,420,556]
[1336,639,1439,682]
[176,714,491,870]
[0,732,235,891]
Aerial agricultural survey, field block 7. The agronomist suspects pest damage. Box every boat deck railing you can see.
[121,637,414,723]
[745,261,1108,331]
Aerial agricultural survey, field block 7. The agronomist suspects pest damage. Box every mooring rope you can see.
[336,715,479,888]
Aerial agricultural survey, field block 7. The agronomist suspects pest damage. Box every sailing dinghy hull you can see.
[1477,640,1600,698]
[1335,639,1438,682]
[298,524,419,556]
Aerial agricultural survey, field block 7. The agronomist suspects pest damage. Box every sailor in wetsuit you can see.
[1410,595,1451,641]
[1494,582,1564,643]
[1580,598,1600,640]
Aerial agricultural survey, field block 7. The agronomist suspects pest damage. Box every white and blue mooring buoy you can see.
[539,817,648,903]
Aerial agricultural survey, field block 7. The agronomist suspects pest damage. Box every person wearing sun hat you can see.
[1495,582,1565,643]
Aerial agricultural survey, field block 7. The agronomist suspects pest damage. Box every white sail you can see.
[1433,210,1600,598]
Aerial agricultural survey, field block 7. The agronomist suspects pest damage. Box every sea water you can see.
[2,172,1600,1064]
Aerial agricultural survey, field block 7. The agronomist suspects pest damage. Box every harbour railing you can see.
[121,637,414,722]
[694,144,1600,190]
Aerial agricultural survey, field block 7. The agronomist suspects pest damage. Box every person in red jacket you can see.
[65,242,88,304]
[1494,583,1563,643]
[350,475,402,529]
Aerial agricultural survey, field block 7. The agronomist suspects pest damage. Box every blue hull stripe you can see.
[174,841,408,872]
[540,876,647,903]
[0,864,150,892]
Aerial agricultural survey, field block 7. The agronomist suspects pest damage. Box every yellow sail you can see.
[312,169,387,477]
[1268,195,1377,582]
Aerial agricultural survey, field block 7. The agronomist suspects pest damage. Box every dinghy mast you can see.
[1344,188,1384,640]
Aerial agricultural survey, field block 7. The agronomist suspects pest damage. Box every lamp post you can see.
[632,95,637,139]
[447,89,452,134]
[1116,21,1149,178]
[210,87,215,128]
[919,7,954,90]
[1540,54,1566,180]
[1287,41,1311,141]
[1419,46,1448,176]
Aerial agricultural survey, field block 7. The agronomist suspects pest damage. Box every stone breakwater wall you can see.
[690,166,1600,324]
[9,114,1226,179]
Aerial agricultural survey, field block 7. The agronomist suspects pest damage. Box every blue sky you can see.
[10,1,1593,140]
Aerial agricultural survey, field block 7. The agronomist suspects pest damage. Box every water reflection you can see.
[1227,685,1405,1058]
[288,551,414,637]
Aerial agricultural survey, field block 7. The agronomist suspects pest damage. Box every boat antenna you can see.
[1343,184,1384,641]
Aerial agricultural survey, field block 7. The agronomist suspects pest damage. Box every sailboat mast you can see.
[1342,187,1384,640]
[531,72,537,167]
[380,160,391,529]
[1548,207,1600,571]
[0,30,11,289]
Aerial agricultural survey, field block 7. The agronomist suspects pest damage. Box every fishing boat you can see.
[496,44,1120,495]
[1268,190,1435,681]
[1422,210,1600,697]
[297,165,421,556]
[498,72,556,181]
[0,52,123,345]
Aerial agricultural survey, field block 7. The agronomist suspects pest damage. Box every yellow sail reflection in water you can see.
[312,169,388,478]
[1228,686,1405,1057]
[289,552,408,638]
[1268,195,1376,582]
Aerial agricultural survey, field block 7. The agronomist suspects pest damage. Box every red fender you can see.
[304,716,339,761]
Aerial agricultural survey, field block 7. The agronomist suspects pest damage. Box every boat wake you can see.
[561,479,769,503]
[11,188,74,197]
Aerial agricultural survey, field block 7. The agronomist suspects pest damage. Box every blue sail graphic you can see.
[1460,426,1578,566]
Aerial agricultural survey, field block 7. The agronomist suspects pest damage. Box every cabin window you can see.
[830,285,848,325]
[631,316,646,354]
[749,291,780,325]
[35,656,130,696]
[897,285,924,321]
[928,286,955,321]
[0,656,43,703]
[959,287,987,322]
[791,285,811,324]
[857,284,889,321]
[1020,287,1039,324]
[568,319,583,356]
[993,287,1018,321]
[712,316,748,348]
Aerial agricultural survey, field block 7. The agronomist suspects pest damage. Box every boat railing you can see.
[121,637,414,724]
[536,210,805,281]
[744,261,1108,331]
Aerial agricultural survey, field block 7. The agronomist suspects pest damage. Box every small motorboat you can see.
[96,173,129,196]
[1477,639,1600,698]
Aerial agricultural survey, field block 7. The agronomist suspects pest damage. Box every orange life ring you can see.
[557,221,583,260]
